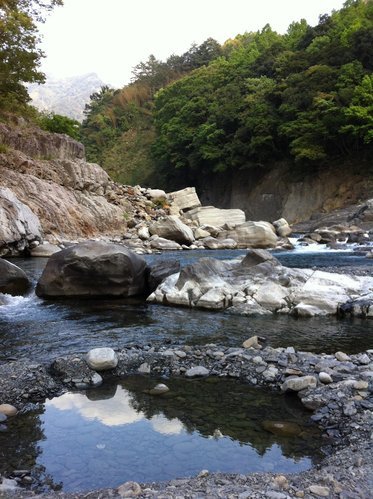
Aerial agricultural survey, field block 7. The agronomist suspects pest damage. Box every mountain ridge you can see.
[28,73,105,122]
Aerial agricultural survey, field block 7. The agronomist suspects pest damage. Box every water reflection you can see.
[0,377,323,493]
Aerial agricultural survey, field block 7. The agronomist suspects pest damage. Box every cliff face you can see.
[0,123,143,255]
[198,164,373,225]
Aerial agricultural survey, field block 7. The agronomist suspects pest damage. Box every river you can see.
[1,245,372,361]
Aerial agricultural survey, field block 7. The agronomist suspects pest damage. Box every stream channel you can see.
[0,244,372,492]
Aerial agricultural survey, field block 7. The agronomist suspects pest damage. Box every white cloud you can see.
[47,386,185,436]
[48,387,144,426]
[150,414,185,435]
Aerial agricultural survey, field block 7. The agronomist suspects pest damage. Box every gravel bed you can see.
[1,342,372,498]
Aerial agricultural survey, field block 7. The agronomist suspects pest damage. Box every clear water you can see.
[0,377,323,492]
[0,249,372,361]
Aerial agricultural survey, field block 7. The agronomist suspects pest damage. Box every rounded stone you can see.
[118,481,141,497]
[335,351,350,362]
[0,413,7,423]
[185,366,209,378]
[242,335,261,349]
[262,420,302,437]
[281,375,317,392]
[308,485,330,497]
[86,348,118,371]
[149,383,169,395]
[319,372,333,384]
[91,373,103,386]
[0,404,18,417]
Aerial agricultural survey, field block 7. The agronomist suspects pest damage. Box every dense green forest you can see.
[1,1,372,189]
[80,0,373,188]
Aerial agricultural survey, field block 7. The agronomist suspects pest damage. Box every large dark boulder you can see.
[0,259,30,295]
[35,241,148,298]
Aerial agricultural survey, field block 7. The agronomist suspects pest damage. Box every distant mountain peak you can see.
[28,73,106,122]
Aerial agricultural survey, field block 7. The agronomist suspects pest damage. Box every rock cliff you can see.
[198,163,373,225]
[0,122,155,255]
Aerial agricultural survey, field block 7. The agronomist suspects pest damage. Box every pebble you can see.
[185,366,209,377]
[91,372,103,386]
[138,362,151,374]
[353,380,368,390]
[343,401,357,416]
[335,351,350,362]
[0,413,7,423]
[175,350,187,358]
[117,481,142,497]
[149,383,169,395]
[272,475,289,490]
[0,404,17,416]
[242,336,261,349]
[263,366,279,381]
[197,470,209,478]
[281,375,317,392]
[266,492,287,499]
[86,347,118,371]
[357,353,370,365]
[308,485,330,496]
[319,372,333,384]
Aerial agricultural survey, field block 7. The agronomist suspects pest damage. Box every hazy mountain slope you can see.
[29,73,105,122]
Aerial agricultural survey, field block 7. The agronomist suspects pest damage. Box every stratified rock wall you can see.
[0,123,126,252]
[0,123,85,160]
[199,164,373,224]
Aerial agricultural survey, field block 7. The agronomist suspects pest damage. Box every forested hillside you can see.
[81,0,373,189]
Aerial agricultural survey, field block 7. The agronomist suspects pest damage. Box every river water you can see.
[0,245,372,492]
[0,246,372,361]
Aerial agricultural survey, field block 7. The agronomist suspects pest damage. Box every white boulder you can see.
[86,347,118,371]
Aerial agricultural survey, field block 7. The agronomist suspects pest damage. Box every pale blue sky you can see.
[39,0,346,88]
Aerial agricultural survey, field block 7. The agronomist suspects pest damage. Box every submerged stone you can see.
[149,383,170,395]
[262,421,302,437]
[0,404,17,417]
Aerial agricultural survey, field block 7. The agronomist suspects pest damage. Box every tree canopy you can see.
[80,0,373,188]
[0,0,62,112]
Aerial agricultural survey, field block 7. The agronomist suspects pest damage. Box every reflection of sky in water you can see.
[47,386,184,434]
[34,380,321,492]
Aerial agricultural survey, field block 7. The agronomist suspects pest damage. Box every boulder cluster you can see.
[148,249,373,318]
[0,122,294,256]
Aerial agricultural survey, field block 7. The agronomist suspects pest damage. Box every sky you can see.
[38,0,347,88]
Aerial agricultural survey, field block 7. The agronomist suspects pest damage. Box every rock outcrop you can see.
[0,259,30,295]
[198,163,373,225]
[184,206,245,228]
[0,187,42,255]
[0,122,84,161]
[149,215,195,245]
[36,241,148,298]
[0,122,163,255]
[148,249,373,317]
[168,187,201,215]
[220,221,278,248]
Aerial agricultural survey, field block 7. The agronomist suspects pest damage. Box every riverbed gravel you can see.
[0,342,372,498]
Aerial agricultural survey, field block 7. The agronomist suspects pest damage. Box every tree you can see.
[0,0,62,111]
[38,112,80,140]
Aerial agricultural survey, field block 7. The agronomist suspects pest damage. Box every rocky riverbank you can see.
[0,342,372,497]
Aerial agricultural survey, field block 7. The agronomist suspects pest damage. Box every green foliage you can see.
[152,0,372,185]
[81,0,372,188]
[81,38,223,185]
[0,1,62,112]
[37,112,81,140]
